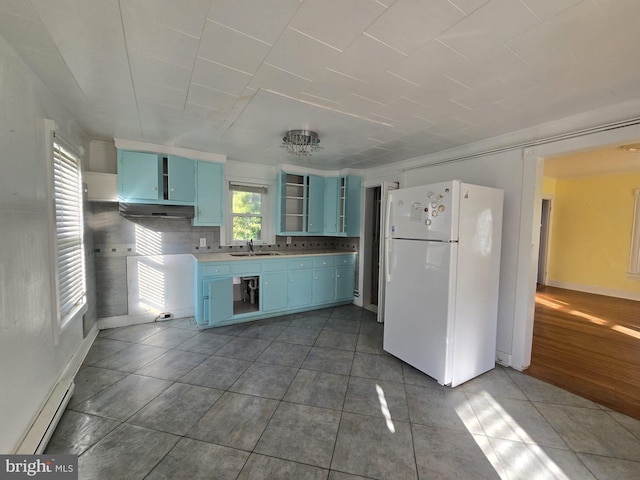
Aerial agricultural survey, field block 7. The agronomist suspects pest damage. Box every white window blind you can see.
[53,136,86,323]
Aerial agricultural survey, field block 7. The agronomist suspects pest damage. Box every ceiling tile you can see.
[330,34,406,82]
[413,100,471,122]
[129,54,192,91]
[389,40,467,87]
[426,118,471,136]
[457,102,510,126]
[447,0,489,15]
[183,103,230,128]
[123,20,200,69]
[249,63,311,96]
[198,20,271,74]
[191,57,252,95]
[187,83,239,112]
[519,0,583,21]
[135,82,187,110]
[373,97,428,122]
[354,72,417,104]
[401,75,471,109]
[208,0,300,44]
[365,0,464,55]
[443,46,527,90]
[335,93,385,118]
[302,69,364,103]
[452,79,517,110]
[437,0,539,59]
[120,0,209,37]
[0,0,41,21]
[288,0,385,51]
[264,28,341,80]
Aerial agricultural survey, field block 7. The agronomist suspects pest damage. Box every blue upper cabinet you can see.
[118,150,162,202]
[324,175,361,237]
[277,172,325,235]
[167,155,195,202]
[194,161,224,226]
[323,177,338,234]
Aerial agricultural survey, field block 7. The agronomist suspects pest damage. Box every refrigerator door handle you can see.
[384,193,393,283]
[385,238,392,283]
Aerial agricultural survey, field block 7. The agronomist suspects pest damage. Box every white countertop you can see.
[193,249,357,262]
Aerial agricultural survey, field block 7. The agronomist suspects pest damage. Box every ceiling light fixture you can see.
[621,143,640,152]
[281,130,321,157]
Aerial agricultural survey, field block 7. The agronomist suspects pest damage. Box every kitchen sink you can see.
[228,252,282,257]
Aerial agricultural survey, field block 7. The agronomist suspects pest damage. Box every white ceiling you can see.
[2,0,640,170]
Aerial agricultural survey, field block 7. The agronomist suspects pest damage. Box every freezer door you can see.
[383,238,457,385]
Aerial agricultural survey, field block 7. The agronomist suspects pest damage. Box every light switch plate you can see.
[199,238,206,247]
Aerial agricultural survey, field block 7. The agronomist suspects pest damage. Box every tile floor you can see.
[46,306,640,479]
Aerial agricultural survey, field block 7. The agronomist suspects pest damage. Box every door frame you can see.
[537,196,553,285]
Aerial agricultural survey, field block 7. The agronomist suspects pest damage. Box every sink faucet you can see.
[247,239,254,254]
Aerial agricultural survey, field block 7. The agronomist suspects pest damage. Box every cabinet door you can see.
[118,150,161,201]
[194,161,224,226]
[312,268,335,305]
[168,155,195,202]
[323,177,338,234]
[288,270,313,308]
[345,175,362,236]
[336,265,355,301]
[262,272,288,312]
[204,277,233,326]
[307,175,325,234]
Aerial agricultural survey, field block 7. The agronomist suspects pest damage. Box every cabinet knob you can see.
[171,188,175,192]
[152,187,157,191]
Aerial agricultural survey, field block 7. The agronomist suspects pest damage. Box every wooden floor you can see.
[528,286,640,419]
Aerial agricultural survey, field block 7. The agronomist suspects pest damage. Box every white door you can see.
[377,181,398,323]
[383,238,457,385]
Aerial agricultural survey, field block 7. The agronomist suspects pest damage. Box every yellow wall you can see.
[542,176,556,196]
[547,172,640,294]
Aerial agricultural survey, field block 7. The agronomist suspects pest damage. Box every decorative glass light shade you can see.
[281,130,321,157]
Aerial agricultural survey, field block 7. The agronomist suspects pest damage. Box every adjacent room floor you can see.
[46,306,640,479]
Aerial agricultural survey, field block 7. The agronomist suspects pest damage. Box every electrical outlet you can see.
[199,238,206,247]
[287,236,292,245]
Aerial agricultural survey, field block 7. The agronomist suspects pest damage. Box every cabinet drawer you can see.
[288,259,313,270]
[335,255,356,266]
[203,264,230,276]
[313,257,335,268]
[231,262,260,274]
[262,261,288,272]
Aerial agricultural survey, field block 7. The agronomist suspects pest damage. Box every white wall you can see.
[0,34,90,452]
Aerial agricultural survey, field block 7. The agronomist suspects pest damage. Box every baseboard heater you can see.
[16,381,75,454]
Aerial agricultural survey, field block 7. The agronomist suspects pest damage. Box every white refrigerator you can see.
[383,180,504,387]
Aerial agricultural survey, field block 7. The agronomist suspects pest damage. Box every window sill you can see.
[60,299,88,332]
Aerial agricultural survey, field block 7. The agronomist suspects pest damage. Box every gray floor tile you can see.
[331,305,363,320]
[44,410,120,456]
[174,332,234,354]
[489,438,597,480]
[297,308,333,318]
[139,327,199,348]
[505,369,602,408]
[188,391,279,450]
[402,363,446,388]
[180,355,251,389]
[350,352,403,382]
[283,369,349,410]
[238,454,328,480]
[315,330,358,351]
[578,453,640,480]
[135,349,208,381]
[207,323,249,336]
[276,326,322,346]
[412,424,500,480]
[328,472,371,480]
[128,383,223,435]
[214,336,271,361]
[468,391,567,449]
[146,437,249,480]
[405,383,483,433]
[255,402,341,469]
[343,376,409,422]
[535,403,640,460]
[331,412,417,480]
[230,362,298,399]
[257,341,311,367]
[355,333,386,355]
[254,314,296,326]
[289,315,329,329]
[323,317,361,335]
[462,366,528,400]
[82,338,132,366]
[73,374,172,421]
[608,411,640,441]
[99,323,167,343]
[78,423,178,480]
[302,347,354,375]
[360,310,378,324]
[93,343,168,373]
[239,323,287,341]
[156,316,199,330]
[69,366,128,408]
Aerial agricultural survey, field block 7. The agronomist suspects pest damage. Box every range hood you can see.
[119,203,194,219]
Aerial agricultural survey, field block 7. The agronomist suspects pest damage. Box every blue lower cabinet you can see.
[262,272,288,312]
[336,265,355,301]
[204,278,233,326]
[313,268,336,305]
[288,270,313,308]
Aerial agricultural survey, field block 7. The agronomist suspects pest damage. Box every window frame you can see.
[45,120,87,340]
[628,188,640,279]
[224,180,274,246]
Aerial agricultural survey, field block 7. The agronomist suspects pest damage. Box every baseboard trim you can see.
[496,350,512,368]
[16,324,98,454]
[98,307,194,330]
[546,280,640,301]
